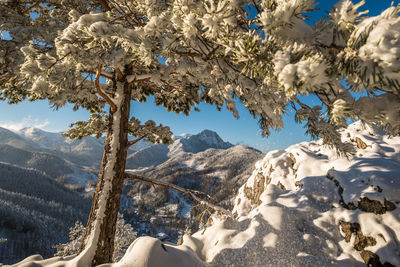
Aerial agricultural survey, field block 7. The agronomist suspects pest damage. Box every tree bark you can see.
[78,78,131,265]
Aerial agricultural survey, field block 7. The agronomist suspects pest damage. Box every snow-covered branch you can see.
[124,172,233,218]
[128,118,172,144]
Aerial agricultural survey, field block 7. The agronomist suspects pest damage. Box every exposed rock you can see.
[339,220,380,267]
[360,250,395,267]
[243,173,265,206]
[361,250,380,266]
[338,221,396,266]
[358,197,386,214]
[289,153,296,166]
[339,221,376,251]
[177,236,183,245]
[358,197,396,215]
[277,181,286,190]
[354,232,377,252]
[384,199,396,211]
[326,173,357,210]
[327,173,397,214]
[356,137,368,149]
[340,221,360,243]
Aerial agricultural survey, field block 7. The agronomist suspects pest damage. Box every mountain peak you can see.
[191,129,231,147]
[198,129,218,136]
[169,129,233,155]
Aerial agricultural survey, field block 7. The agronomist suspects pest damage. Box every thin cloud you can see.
[0,116,50,132]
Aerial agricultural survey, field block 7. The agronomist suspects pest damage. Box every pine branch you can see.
[96,65,117,113]
[127,135,146,148]
[124,172,233,218]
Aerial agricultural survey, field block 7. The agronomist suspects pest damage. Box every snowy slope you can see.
[182,121,400,266]
[0,144,97,188]
[17,127,105,168]
[0,127,40,151]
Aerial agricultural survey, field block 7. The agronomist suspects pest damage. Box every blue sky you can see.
[0,0,397,152]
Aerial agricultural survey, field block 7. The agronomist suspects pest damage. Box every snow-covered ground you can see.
[6,122,400,266]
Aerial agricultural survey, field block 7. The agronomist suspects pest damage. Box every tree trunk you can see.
[78,79,131,266]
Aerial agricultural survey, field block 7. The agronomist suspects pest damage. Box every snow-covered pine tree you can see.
[2,0,400,265]
[1,0,259,265]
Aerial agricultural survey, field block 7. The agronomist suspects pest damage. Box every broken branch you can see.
[96,65,117,113]
[124,172,233,217]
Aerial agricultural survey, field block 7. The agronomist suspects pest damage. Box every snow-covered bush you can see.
[54,214,136,262]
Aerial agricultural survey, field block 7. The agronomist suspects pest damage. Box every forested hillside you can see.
[0,162,91,264]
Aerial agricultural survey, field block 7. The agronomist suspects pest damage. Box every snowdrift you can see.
[7,122,400,266]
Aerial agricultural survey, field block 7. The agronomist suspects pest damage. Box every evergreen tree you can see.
[1,0,399,265]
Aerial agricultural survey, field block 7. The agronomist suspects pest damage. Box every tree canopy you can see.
[2,0,400,155]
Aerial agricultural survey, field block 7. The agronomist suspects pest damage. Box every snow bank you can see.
[7,121,400,266]
[99,237,205,267]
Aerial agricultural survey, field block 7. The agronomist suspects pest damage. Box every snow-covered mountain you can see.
[11,127,233,170]
[0,144,97,188]
[126,129,233,169]
[0,127,40,151]
[169,129,233,155]
[16,127,151,169]
[16,127,106,169]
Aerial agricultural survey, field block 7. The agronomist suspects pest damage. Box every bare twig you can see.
[124,172,233,217]
[95,65,117,112]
